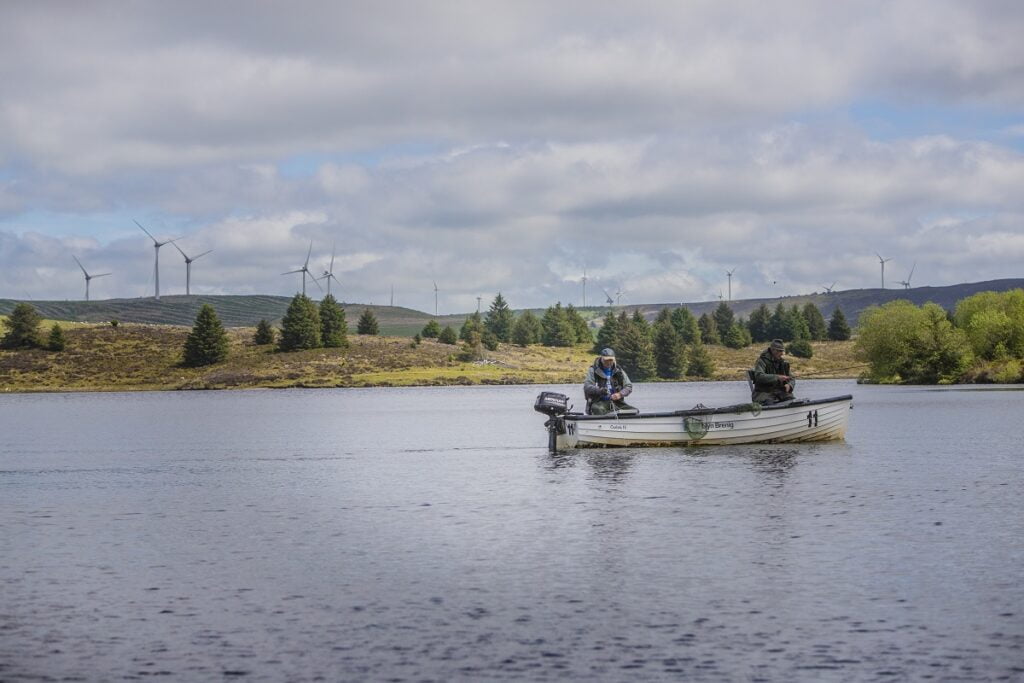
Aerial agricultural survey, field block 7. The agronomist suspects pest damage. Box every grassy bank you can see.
[1,322,862,393]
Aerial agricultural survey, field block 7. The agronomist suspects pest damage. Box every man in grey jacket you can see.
[751,339,795,404]
[584,348,637,415]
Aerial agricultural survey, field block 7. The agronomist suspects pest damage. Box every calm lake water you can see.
[2,381,1022,681]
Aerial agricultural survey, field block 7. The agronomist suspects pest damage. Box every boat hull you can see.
[553,395,852,449]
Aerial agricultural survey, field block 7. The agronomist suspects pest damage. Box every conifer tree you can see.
[828,307,852,341]
[594,310,619,353]
[421,320,442,338]
[698,312,720,345]
[481,329,500,351]
[279,293,322,351]
[484,293,514,342]
[687,340,715,377]
[747,304,772,343]
[460,311,484,341]
[652,319,685,379]
[47,323,67,352]
[438,325,458,344]
[803,302,828,341]
[615,321,656,380]
[356,308,380,335]
[713,301,735,336]
[253,319,275,345]
[630,309,650,338]
[541,302,576,347]
[768,303,788,340]
[182,304,229,367]
[788,304,811,340]
[565,304,591,345]
[1,302,43,349]
[723,322,750,349]
[671,307,699,344]
[511,310,542,346]
[319,295,348,348]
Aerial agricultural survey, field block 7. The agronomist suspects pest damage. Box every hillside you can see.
[3,278,1022,334]
[0,322,860,393]
[0,295,468,336]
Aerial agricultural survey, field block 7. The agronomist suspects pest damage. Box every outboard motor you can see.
[534,392,570,452]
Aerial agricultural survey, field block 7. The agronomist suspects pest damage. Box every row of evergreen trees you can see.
[0,302,66,351]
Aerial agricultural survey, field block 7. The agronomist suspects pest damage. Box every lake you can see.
[2,381,1022,681]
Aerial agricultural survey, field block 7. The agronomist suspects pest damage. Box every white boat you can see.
[534,391,852,450]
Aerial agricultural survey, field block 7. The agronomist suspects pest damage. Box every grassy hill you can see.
[3,278,1022,335]
[0,322,860,393]
[0,295,468,336]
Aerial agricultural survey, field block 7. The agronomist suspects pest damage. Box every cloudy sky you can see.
[2,1,1023,313]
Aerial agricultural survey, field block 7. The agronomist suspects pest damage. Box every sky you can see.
[2,1,1024,314]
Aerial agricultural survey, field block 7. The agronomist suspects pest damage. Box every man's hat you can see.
[600,347,616,359]
[770,339,785,352]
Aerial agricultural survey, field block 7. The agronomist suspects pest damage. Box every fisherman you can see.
[751,338,795,404]
[584,347,637,415]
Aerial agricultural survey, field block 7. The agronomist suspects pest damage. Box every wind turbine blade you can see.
[94,272,112,278]
[172,242,188,258]
[134,219,157,242]
[72,255,88,276]
[329,243,336,273]
[304,242,313,268]
[311,275,323,292]
[194,249,213,260]
[282,269,304,275]
[908,262,916,279]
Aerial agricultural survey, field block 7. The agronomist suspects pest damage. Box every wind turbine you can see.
[72,255,110,301]
[433,281,439,316]
[615,287,625,306]
[282,242,321,296]
[898,262,916,290]
[135,220,179,300]
[875,252,892,289]
[318,244,340,296]
[582,266,587,308]
[726,267,737,302]
[602,288,614,307]
[476,296,482,313]
[172,243,212,296]
[824,282,837,294]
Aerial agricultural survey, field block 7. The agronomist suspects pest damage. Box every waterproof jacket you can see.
[584,358,633,402]
[751,348,795,402]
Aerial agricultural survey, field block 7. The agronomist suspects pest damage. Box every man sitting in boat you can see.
[751,339,795,404]
[583,347,637,415]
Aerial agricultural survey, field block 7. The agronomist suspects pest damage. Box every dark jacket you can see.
[584,358,633,401]
[752,348,795,403]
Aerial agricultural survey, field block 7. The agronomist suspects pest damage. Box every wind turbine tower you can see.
[433,281,439,316]
[172,243,212,296]
[72,255,111,301]
[726,267,736,302]
[476,296,482,313]
[875,252,892,289]
[135,220,179,300]
[282,242,321,296]
[319,244,340,297]
[582,266,587,308]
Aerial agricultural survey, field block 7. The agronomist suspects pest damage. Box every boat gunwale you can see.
[562,394,853,421]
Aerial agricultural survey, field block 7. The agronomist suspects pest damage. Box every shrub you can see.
[253,319,275,345]
[48,323,67,352]
[421,320,442,338]
[786,339,813,358]
[438,325,458,344]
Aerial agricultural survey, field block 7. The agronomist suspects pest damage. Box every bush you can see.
[110,319,119,329]
[48,323,67,352]
[481,330,499,351]
[421,320,442,338]
[253,319,275,345]
[438,325,458,344]
[786,339,813,358]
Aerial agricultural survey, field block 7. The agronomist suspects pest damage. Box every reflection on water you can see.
[1,381,1022,681]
